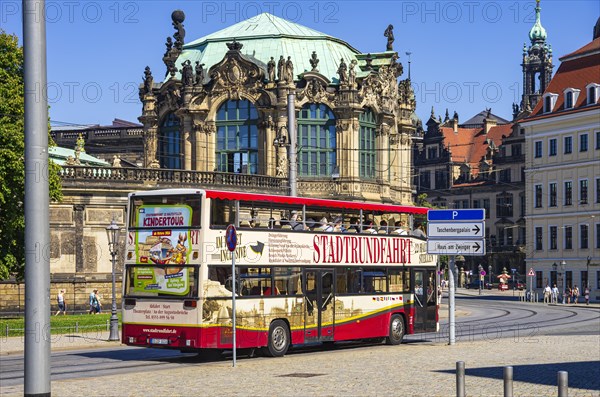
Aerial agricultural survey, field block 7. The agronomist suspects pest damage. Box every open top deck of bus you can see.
[129,189,430,216]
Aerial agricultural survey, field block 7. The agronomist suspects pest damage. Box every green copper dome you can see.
[170,13,365,84]
[528,0,547,43]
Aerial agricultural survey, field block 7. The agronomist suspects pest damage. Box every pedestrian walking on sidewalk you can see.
[543,284,551,303]
[551,284,559,304]
[55,289,66,316]
[573,285,580,304]
[584,287,590,305]
[89,289,102,314]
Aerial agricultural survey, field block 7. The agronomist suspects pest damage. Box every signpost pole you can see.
[427,209,487,347]
[448,255,456,345]
[232,249,236,367]
[226,225,238,368]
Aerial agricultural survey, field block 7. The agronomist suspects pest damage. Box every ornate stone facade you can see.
[138,11,418,204]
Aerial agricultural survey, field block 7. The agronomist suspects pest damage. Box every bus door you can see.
[413,269,437,332]
[303,269,335,342]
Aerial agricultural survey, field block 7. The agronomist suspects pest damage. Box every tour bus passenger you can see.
[362,221,377,234]
[412,222,427,238]
[348,217,361,233]
[332,217,345,232]
[379,220,388,234]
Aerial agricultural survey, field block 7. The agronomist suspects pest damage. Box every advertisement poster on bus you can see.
[207,229,436,267]
[134,205,193,295]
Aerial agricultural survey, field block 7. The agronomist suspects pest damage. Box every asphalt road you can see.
[1,295,599,396]
[408,294,600,345]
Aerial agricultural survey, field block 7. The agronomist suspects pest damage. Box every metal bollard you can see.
[504,366,513,397]
[75,321,79,333]
[456,361,465,397]
[106,319,110,331]
[5,324,8,337]
[558,371,568,397]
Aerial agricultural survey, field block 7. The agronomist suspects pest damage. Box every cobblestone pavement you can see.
[2,333,599,397]
[2,293,598,396]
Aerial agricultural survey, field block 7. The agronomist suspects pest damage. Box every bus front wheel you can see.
[386,314,405,345]
[266,320,290,357]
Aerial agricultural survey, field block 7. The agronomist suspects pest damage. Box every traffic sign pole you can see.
[426,209,487,346]
[448,255,456,346]
[226,225,238,367]
[528,268,535,301]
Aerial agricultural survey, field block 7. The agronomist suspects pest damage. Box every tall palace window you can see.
[159,113,182,169]
[297,103,336,176]
[216,99,259,174]
[359,108,377,179]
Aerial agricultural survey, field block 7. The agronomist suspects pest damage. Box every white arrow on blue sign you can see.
[427,222,485,238]
[426,239,486,256]
[427,209,485,222]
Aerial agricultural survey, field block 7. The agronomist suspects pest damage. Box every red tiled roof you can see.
[560,37,600,60]
[439,123,513,177]
[528,46,600,118]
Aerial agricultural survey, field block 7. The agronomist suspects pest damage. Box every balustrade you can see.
[59,165,285,192]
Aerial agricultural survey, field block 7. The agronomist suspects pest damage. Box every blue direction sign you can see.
[427,209,485,222]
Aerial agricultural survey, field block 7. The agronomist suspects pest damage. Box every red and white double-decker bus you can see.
[122,189,438,356]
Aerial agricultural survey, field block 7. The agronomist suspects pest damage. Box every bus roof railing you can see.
[204,190,429,215]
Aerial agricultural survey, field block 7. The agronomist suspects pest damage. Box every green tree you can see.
[0,30,62,280]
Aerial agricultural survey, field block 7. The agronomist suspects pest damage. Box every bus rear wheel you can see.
[386,314,405,345]
[266,320,290,357]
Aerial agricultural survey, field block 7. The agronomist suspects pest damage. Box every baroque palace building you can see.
[1,11,418,313]
[413,0,554,284]
[138,11,417,204]
[521,19,600,301]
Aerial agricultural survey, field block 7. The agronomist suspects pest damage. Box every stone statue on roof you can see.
[309,51,319,72]
[285,56,294,83]
[172,10,186,50]
[384,24,394,51]
[74,133,85,164]
[512,103,520,119]
[143,66,153,94]
[337,58,348,83]
[277,56,285,82]
[181,60,194,86]
[195,61,205,86]
[267,57,276,82]
[349,60,357,89]
[164,37,173,58]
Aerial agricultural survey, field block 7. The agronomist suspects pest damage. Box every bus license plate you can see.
[150,338,169,345]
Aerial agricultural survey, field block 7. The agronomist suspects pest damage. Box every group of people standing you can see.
[543,284,590,305]
[54,288,103,315]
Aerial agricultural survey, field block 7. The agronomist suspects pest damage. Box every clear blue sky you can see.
[1,0,598,126]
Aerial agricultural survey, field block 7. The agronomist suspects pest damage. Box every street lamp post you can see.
[488,265,492,287]
[552,262,557,304]
[586,256,591,289]
[560,260,566,304]
[106,220,120,341]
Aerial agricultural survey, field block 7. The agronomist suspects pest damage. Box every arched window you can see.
[565,91,573,109]
[159,113,181,169]
[544,96,552,113]
[216,99,259,174]
[297,103,336,177]
[359,108,377,179]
